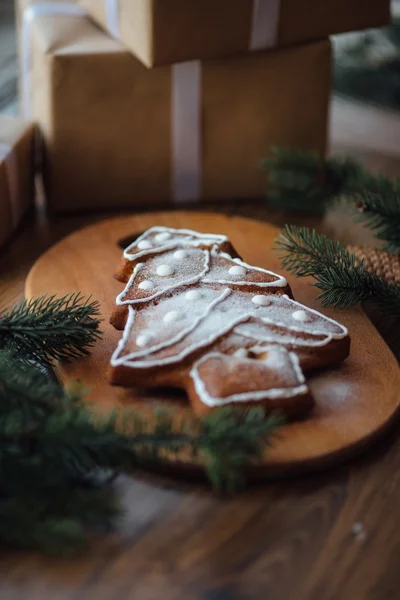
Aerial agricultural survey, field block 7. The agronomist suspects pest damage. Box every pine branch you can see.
[355,187,400,253]
[276,225,400,317]
[199,409,282,493]
[0,352,283,554]
[264,148,400,254]
[275,225,359,277]
[263,147,365,214]
[0,293,102,366]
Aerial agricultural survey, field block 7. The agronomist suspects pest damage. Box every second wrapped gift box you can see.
[80,0,390,68]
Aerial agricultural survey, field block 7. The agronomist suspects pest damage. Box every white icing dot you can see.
[185,290,203,301]
[234,349,248,359]
[351,522,367,542]
[174,250,188,259]
[229,265,247,277]
[137,240,152,250]
[252,295,271,307]
[136,332,155,347]
[155,232,172,243]
[163,310,180,324]
[138,280,155,291]
[156,264,175,277]
[292,310,311,323]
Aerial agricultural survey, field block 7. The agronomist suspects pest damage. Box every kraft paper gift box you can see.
[0,117,35,248]
[79,0,390,68]
[18,0,331,212]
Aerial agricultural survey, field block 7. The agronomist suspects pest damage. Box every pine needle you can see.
[276,225,400,318]
[354,186,400,253]
[0,293,102,366]
[0,350,284,554]
[263,147,363,214]
[264,148,400,254]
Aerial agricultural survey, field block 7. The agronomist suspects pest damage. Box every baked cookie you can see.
[109,227,350,418]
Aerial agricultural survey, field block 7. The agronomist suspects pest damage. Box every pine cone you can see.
[347,246,400,285]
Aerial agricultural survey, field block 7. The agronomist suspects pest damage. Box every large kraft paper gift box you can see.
[79,0,390,68]
[0,117,35,248]
[18,0,331,212]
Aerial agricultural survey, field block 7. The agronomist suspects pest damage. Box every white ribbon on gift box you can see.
[103,0,280,203]
[104,0,202,202]
[105,0,120,39]
[250,0,280,51]
[0,144,22,228]
[171,61,202,204]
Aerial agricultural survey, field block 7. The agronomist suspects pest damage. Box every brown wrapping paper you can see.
[18,0,331,212]
[0,117,35,248]
[80,0,390,68]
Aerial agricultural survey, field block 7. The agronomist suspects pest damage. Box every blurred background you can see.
[0,0,18,116]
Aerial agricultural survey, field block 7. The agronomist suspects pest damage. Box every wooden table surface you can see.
[0,193,399,600]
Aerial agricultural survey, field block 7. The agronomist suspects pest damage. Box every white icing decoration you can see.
[138,280,155,291]
[116,250,211,307]
[234,349,248,359]
[155,232,172,242]
[156,264,175,277]
[112,289,232,365]
[111,284,348,370]
[189,350,308,407]
[186,290,202,301]
[123,227,228,261]
[235,293,348,348]
[137,240,152,250]
[229,265,247,276]
[110,226,349,409]
[112,285,348,370]
[164,311,180,324]
[292,310,311,323]
[252,295,271,307]
[136,332,155,348]
[203,249,288,288]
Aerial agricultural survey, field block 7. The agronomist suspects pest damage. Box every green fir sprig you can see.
[0,358,126,555]
[263,147,365,214]
[355,187,400,254]
[264,148,400,254]
[0,293,284,554]
[0,293,102,366]
[0,356,283,553]
[276,225,400,317]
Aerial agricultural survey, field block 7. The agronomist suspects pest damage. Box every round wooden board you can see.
[26,212,400,476]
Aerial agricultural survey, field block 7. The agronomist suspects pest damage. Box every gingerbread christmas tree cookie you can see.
[109,227,350,418]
